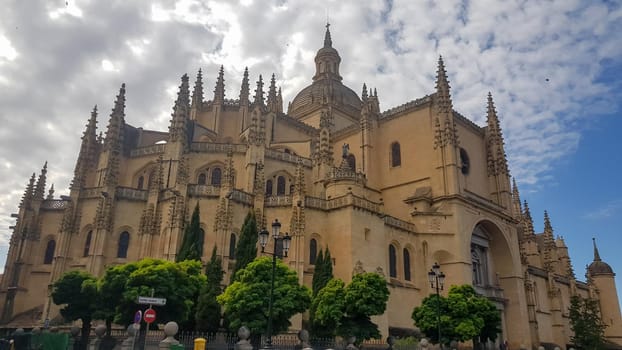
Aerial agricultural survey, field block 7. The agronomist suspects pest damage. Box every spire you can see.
[34,162,48,201]
[486,92,509,176]
[522,200,535,236]
[434,56,458,148]
[361,83,368,101]
[543,210,553,238]
[191,68,204,115]
[20,173,36,208]
[239,67,250,106]
[104,84,126,152]
[542,210,556,271]
[213,65,225,103]
[47,184,55,200]
[277,87,283,113]
[168,74,190,146]
[72,105,99,189]
[267,74,279,112]
[324,22,332,47]
[512,178,522,217]
[592,238,602,262]
[253,75,264,107]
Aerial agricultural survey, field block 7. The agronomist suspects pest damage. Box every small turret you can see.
[168,74,190,147]
[486,93,509,176]
[434,56,459,148]
[542,210,556,271]
[253,75,265,107]
[47,184,55,200]
[588,238,613,274]
[190,68,204,119]
[19,173,36,209]
[267,74,279,113]
[213,65,225,104]
[239,67,250,106]
[34,162,48,201]
[523,201,535,236]
[361,83,368,101]
[104,84,126,152]
[512,178,522,219]
[71,105,99,189]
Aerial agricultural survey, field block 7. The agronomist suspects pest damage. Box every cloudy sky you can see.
[1,0,621,293]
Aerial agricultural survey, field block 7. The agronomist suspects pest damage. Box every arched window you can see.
[403,248,411,281]
[198,173,206,185]
[276,176,286,195]
[117,231,130,258]
[266,180,273,196]
[391,142,401,167]
[211,168,222,186]
[389,244,397,278]
[347,154,356,171]
[471,225,490,286]
[83,230,92,257]
[472,249,483,285]
[229,233,237,259]
[309,239,318,265]
[137,176,144,190]
[43,240,55,264]
[460,148,470,175]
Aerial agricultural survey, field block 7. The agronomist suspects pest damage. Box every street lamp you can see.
[428,262,446,347]
[258,219,292,350]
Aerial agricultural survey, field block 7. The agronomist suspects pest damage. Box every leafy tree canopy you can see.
[218,256,311,335]
[569,295,607,350]
[312,273,389,341]
[51,270,99,346]
[412,284,501,345]
[99,258,205,326]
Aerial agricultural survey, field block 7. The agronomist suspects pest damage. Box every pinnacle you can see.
[192,68,204,107]
[253,75,264,105]
[362,83,368,100]
[324,22,332,47]
[592,237,602,262]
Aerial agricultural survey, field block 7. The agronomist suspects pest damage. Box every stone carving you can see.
[353,260,364,275]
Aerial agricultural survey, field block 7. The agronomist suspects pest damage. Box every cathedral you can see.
[1,25,621,349]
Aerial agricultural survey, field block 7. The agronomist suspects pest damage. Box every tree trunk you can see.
[81,318,92,350]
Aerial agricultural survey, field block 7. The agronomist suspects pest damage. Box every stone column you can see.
[159,322,180,350]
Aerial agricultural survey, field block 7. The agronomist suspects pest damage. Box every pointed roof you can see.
[588,238,614,275]
[239,67,250,105]
[34,162,48,200]
[168,74,190,145]
[191,68,204,109]
[213,65,225,103]
[362,83,368,101]
[486,92,509,176]
[434,56,458,147]
[104,84,126,152]
[435,56,452,114]
[512,178,522,216]
[20,173,36,207]
[522,200,535,236]
[267,73,278,112]
[253,75,264,106]
[72,105,99,189]
[324,22,332,47]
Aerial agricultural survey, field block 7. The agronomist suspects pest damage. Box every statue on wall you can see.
[342,143,350,159]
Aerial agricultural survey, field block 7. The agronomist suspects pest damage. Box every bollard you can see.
[234,327,252,350]
[90,325,106,350]
[194,338,206,350]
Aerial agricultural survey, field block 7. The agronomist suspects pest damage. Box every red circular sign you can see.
[144,308,156,323]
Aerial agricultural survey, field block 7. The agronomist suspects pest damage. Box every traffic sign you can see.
[144,308,156,324]
[134,310,142,324]
[137,296,167,306]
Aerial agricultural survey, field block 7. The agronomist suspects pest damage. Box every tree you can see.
[177,202,204,262]
[99,258,205,327]
[218,256,311,335]
[312,272,390,341]
[51,271,98,349]
[231,211,258,280]
[195,246,225,332]
[312,247,333,296]
[412,285,501,346]
[569,295,607,350]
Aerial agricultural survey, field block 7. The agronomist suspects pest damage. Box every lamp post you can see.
[258,219,292,350]
[428,262,446,348]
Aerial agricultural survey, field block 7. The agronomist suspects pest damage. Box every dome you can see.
[288,80,362,118]
[588,238,614,275]
[588,260,614,275]
[288,24,362,119]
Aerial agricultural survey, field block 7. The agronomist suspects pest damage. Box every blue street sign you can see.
[134,310,142,324]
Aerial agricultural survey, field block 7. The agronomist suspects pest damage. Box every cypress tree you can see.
[311,250,325,296]
[310,247,334,336]
[195,246,224,333]
[177,202,204,262]
[231,211,258,281]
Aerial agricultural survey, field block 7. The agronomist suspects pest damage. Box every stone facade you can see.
[1,25,621,349]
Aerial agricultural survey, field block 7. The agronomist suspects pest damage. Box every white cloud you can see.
[584,199,622,220]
